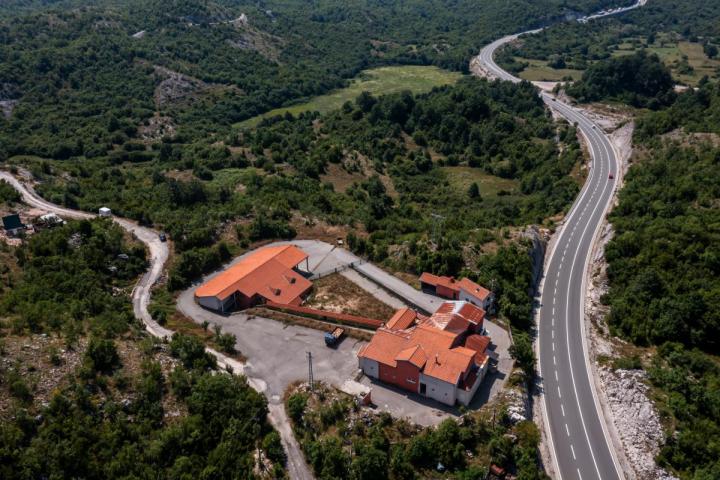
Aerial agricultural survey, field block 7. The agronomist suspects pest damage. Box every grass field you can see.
[441,166,519,197]
[610,39,719,85]
[235,65,463,128]
[515,38,719,87]
[517,58,583,82]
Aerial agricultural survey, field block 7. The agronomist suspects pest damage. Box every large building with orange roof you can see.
[195,244,312,312]
[358,300,492,406]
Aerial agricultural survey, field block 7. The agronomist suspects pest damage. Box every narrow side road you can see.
[0,170,313,480]
[472,2,647,479]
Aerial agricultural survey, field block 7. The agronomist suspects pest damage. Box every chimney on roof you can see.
[435,354,440,365]
[274,288,281,296]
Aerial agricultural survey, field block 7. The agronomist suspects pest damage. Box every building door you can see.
[419,383,426,395]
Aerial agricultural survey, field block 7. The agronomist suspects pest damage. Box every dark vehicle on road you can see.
[159,232,167,242]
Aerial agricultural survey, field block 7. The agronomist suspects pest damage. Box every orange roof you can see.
[423,301,485,333]
[396,345,427,368]
[465,334,491,366]
[457,278,491,301]
[358,329,411,367]
[195,245,311,303]
[423,347,475,385]
[359,301,492,385]
[386,307,417,330]
[420,273,491,302]
[419,272,459,292]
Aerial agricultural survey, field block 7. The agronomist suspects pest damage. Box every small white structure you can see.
[99,207,112,217]
[39,213,65,226]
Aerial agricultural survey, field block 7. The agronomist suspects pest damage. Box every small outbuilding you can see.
[2,213,25,236]
[99,207,112,217]
[419,273,494,313]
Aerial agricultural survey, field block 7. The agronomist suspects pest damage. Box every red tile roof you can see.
[195,245,311,304]
[396,345,428,368]
[457,278,491,301]
[420,273,491,302]
[423,301,485,333]
[465,334,491,366]
[386,307,417,330]
[419,272,459,291]
[359,301,492,386]
[358,329,410,367]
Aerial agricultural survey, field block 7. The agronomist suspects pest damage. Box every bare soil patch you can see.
[306,273,396,321]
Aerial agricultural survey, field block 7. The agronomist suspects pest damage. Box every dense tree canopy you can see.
[566,50,675,108]
[604,82,720,479]
[0,221,283,479]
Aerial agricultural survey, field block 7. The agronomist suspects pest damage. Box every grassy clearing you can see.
[235,65,463,128]
[441,166,519,197]
[517,58,583,82]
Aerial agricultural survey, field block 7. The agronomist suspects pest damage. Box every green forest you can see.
[22,77,582,335]
[497,0,720,85]
[603,72,720,480]
[286,384,547,480]
[565,50,676,108]
[0,0,632,160]
[0,219,284,478]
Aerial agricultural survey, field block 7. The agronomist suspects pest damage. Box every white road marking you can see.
[561,403,565,416]
[555,370,558,380]
[571,444,576,460]
[565,423,570,436]
[553,355,557,365]
[577,468,583,480]
[558,386,562,398]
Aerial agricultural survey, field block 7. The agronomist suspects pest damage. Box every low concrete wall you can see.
[264,301,384,329]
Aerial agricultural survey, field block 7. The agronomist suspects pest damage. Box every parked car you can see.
[158,232,167,242]
[608,173,614,180]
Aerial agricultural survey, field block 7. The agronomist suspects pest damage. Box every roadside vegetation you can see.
[603,73,720,480]
[0,220,284,478]
[285,383,547,480]
[497,0,720,86]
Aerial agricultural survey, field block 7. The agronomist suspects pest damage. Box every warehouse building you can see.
[194,244,312,312]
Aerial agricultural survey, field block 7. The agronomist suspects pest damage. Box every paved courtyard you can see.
[177,239,513,419]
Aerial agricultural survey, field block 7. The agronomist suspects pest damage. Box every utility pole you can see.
[307,351,314,391]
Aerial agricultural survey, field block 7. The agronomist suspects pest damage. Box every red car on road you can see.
[608,173,614,180]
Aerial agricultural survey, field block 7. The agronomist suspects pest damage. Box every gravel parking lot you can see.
[177,239,513,416]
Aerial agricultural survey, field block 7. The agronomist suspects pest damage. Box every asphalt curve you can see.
[0,170,313,480]
[473,2,647,479]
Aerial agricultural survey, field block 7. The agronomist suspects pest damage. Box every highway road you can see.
[473,2,647,479]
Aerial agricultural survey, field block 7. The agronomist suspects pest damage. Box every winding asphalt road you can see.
[0,170,313,480]
[473,2,647,479]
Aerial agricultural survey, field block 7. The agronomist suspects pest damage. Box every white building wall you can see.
[359,357,379,379]
[456,365,487,406]
[419,373,457,406]
[458,288,495,313]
